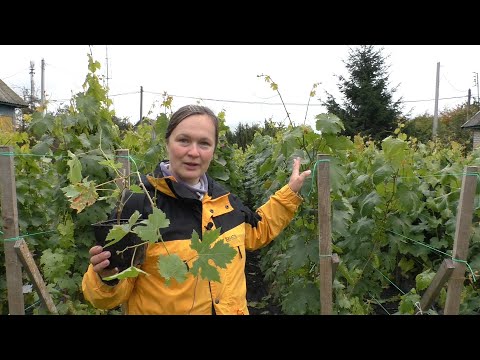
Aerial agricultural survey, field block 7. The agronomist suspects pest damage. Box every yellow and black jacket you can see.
[82,164,302,315]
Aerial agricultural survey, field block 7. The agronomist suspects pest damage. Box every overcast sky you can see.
[1,45,479,130]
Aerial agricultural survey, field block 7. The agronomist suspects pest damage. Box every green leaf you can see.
[158,254,188,286]
[98,159,123,170]
[215,157,227,166]
[104,224,130,248]
[315,113,344,135]
[287,234,308,268]
[57,218,75,249]
[416,269,435,291]
[372,164,393,185]
[323,134,354,150]
[381,137,408,170]
[61,185,80,199]
[40,248,75,282]
[129,184,143,193]
[30,140,52,156]
[396,183,420,212]
[134,207,170,243]
[337,293,352,309]
[189,228,237,282]
[128,211,141,228]
[281,280,319,315]
[208,165,229,181]
[359,191,381,217]
[76,133,92,148]
[350,217,375,235]
[67,150,82,184]
[399,289,420,315]
[102,266,149,281]
[398,257,414,275]
[354,174,371,187]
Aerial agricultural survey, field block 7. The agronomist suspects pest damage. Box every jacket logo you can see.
[224,234,237,243]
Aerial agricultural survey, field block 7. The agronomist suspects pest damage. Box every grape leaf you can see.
[98,159,123,170]
[102,266,149,281]
[129,184,143,193]
[286,234,308,268]
[61,178,99,213]
[415,269,435,291]
[158,254,188,286]
[189,228,237,283]
[57,218,75,249]
[104,224,130,248]
[40,248,75,281]
[133,208,170,243]
[281,280,319,315]
[67,150,82,184]
[104,211,142,248]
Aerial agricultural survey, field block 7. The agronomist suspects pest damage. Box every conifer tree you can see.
[323,45,402,141]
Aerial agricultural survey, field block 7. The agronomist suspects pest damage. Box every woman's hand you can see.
[89,245,119,279]
[288,157,311,194]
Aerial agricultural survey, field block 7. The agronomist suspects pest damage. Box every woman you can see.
[82,104,311,314]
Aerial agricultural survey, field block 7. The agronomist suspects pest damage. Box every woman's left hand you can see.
[288,157,311,194]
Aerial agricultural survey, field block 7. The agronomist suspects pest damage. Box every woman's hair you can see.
[165,105,219,148]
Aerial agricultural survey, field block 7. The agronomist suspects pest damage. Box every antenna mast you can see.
[105,45,111,98]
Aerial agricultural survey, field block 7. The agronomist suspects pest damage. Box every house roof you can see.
[0,78,28,108]
[462,110,480,129]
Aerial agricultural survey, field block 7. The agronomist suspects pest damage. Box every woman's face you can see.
[166,114,216,186]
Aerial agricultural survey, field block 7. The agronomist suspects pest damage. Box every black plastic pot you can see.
[92,219,146,273]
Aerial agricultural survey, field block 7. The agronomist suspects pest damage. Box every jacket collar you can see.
[145,161,229,200]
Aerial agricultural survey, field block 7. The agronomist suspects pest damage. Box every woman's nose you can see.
[188,143,200,156]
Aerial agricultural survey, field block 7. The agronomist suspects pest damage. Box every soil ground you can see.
[245,249,283,315]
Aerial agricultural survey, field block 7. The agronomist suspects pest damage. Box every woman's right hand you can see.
[89,246,119,279]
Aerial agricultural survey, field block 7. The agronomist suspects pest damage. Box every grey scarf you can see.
[159,161,208,200]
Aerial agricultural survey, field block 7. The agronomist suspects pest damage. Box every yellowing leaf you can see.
[62,178,98,213]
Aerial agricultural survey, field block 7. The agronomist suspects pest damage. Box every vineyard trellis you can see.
[314,155,478,315]
[0,146,134,315]
[1,146,479,315]
[0,145,57,314]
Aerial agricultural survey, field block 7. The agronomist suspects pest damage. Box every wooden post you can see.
[318,154,333,314]
[419,259,455,313]
[14,239,58,314]
[0,146,25,314]
[444,165,479,315]
[115,149,130,191]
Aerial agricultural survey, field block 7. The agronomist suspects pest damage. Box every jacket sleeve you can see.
[244,184,302,251]
[82,265,136,310]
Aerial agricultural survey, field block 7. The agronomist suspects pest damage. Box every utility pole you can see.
[29,61,35,109]
[473,72,479,105]
[41,58,45,109]
[467,88,471,120]
[140,86,143,124]
[105,45,111,97]
[433,62,440,139]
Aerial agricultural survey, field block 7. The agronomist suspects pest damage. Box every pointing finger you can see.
[292,157,300,176]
